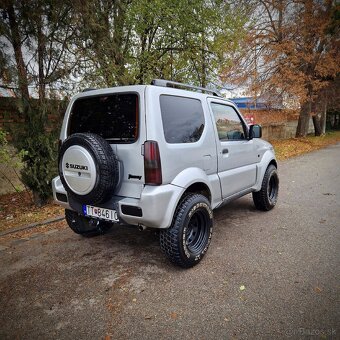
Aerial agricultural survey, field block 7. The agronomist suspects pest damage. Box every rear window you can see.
[68,93,138,142]
[160,95,205,143]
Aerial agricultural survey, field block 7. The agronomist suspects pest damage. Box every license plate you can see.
[83,205,119,222]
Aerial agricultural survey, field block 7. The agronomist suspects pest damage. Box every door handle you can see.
[222,148,229,154]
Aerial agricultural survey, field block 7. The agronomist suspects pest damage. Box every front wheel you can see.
[65,209,112,237]
[252,164,279,211]
[160,194,213,268]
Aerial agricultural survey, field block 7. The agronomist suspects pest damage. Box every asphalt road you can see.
[1,144,339,340]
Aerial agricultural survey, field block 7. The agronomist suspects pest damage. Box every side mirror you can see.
[249,124,262,139]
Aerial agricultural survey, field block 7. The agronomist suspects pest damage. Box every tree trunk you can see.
[200,32,206,88]
[312,114,322,136]
[37,14,46,101]
[112,1,128,85]
[137,30,147,85]
[296,100,311,137]
[335,114,340,129]
[33,190,46,207]
[6,3,30,103]
[320,101,327,134]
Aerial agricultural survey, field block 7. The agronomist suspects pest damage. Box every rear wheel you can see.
[65,209,112,237]
[160,194,213,268]
[253,164,279,211]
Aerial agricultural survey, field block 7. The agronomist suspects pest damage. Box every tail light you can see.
[144,141,162,185]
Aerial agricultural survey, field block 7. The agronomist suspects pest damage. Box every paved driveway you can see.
[1,144,339,339]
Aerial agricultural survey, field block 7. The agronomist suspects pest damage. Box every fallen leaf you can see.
[314,287,322,293]
[239,285,245,291]
[132,298,137,302]
[170,312,178,319]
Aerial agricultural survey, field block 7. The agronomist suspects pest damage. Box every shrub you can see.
[0,128,25,193]
[13,99,64,206]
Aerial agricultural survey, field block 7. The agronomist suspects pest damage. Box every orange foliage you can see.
[223,0,339,135]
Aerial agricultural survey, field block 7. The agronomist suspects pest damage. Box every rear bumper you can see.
[52,177,70,208]
[52,176,183,229]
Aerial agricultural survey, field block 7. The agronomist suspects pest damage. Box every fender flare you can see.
[254,150,277,191]
[171,167,212,190]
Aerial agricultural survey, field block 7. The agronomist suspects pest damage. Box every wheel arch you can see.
[254,150,278,192]
[171,167,213,204]
[183,182,211,204]
[269,159,278,169]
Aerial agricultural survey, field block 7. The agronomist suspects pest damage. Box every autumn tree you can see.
[223,0,340,137]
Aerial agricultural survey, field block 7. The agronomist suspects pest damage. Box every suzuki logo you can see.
[65,162,88,171]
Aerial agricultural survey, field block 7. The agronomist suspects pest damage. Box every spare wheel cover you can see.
[61,145,97,195]
[58,133,119,205]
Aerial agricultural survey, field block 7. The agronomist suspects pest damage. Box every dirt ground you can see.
[0,191,63,233]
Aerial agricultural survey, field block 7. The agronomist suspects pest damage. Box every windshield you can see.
[68,93,138,143]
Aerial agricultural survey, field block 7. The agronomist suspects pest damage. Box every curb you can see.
[0,215,65,237]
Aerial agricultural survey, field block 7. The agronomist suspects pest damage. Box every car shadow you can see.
[78,195,257,269]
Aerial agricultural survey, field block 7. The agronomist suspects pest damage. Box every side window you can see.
[210,103,246,141]
[160,95,205,143]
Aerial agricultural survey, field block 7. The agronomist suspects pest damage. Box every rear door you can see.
[65,87,146,199]
[208,99,258,198]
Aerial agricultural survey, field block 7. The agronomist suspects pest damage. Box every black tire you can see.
[59,133,119,204]
[252,164,279,211]
[160,194,213,268]
[65,209,112,237]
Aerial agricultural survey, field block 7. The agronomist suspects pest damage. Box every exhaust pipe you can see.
[138,225,147,232]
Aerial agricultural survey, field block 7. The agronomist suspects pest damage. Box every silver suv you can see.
[52,79,279,268]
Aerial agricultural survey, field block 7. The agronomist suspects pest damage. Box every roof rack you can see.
[82,88,96,92]
[151,79,222,97]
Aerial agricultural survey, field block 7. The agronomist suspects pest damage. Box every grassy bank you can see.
[271,131,340,160]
